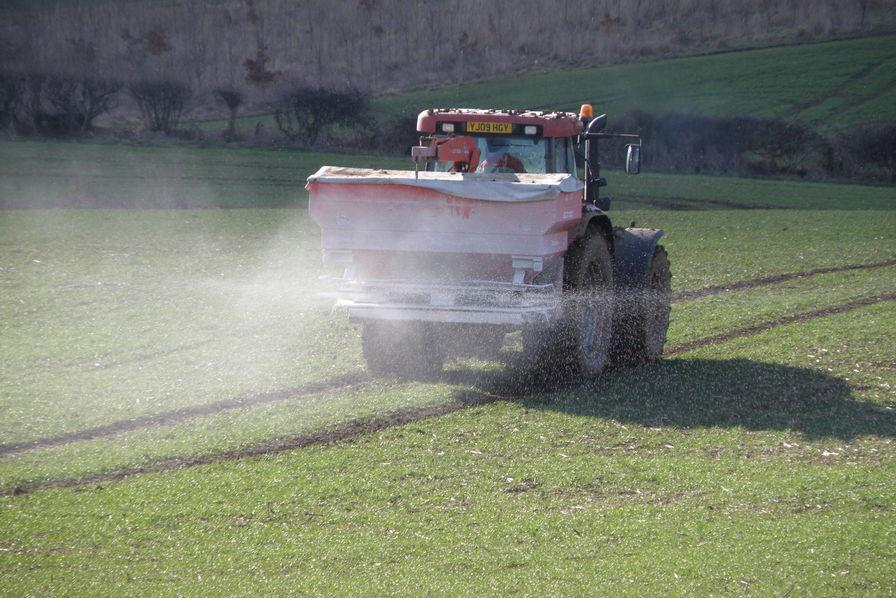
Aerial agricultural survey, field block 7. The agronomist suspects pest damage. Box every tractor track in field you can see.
[665,293,896,355]
[2,259,893,462]
[671,258,896,302]
[0,372,372,457]
[788,56,896,118]
[615,194,781,211]
[0,392,499,497]
[3,292,894,497]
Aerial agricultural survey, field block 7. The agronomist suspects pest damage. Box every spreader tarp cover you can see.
[307,166,583,202]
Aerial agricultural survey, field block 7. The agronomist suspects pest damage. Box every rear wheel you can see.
[361,321,444,379]
[611,245,672,365]
[524,232,615,378]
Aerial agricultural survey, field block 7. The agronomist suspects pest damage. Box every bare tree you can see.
[213,86,244,140]
[129,80,190,133]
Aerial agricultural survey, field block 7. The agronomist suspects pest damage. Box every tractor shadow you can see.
[442,355,895,441]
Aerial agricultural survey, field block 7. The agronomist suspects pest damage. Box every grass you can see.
[2,304,894,594]
[202,35,896,137]
[3,138,894,211]
[1,263,893,489]
[1,138,895,593]
[373,35,896,133]
[0,140,408,208]
[608,170,896,211]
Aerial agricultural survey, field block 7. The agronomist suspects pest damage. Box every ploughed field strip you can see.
[3,278,893,496]
[2,259,891,460]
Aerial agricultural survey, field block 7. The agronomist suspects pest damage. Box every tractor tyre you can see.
[611,245,672,366]
[361,320,444,379]
[524,231,615,379]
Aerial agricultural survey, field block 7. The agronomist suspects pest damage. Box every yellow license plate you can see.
[466,121,513,134]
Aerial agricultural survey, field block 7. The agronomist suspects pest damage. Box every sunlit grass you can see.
[2,303,894,595]
[667,265,896,346]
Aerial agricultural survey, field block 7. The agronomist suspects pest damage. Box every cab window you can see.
[427,135,576,175]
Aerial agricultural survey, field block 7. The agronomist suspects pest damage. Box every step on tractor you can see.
[307,105,671,379]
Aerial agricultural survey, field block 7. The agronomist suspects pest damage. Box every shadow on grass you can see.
[444,356,895,441]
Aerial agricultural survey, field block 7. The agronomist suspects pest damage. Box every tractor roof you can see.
[417,108,584,138]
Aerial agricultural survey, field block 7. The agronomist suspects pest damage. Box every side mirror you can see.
[584,114,607,137]
[625,144,641,175]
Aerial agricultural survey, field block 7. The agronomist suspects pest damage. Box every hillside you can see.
[2,0,895,102]
[374,35,896,134]
[204,35,895,140]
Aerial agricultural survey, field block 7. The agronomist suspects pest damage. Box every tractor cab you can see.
[413,107,642,210]
[423,134,577,175]
[414,108,582,176]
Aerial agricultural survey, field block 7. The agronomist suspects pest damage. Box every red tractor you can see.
[308,105,671,378]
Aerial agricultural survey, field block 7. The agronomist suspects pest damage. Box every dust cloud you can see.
[0,159,553,482]
[0,163,371,460]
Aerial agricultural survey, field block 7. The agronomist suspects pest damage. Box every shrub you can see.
[0,73,120,137]
[44,77,122,133]
[374,114,419,154]
[15,73,48,136]
[129,80,190,133]
[832,124,896,182]
[603,111,829,178]
[273,86,369,145]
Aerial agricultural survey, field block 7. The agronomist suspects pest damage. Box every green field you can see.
[204,35,896,137]
[1,139,895,594]
[0,141,408,209]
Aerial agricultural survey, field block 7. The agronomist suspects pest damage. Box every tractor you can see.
[307,105,671,378]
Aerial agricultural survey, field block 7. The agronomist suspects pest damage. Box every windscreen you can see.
[427,136,575,175]
[476,137,546,173]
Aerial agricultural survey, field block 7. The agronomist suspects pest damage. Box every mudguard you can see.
[612,227,664,288]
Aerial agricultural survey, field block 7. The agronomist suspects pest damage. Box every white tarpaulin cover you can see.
[307,166,584,202]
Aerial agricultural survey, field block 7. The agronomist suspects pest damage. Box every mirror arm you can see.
[595,133,641,141]
[584,136,601,207]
